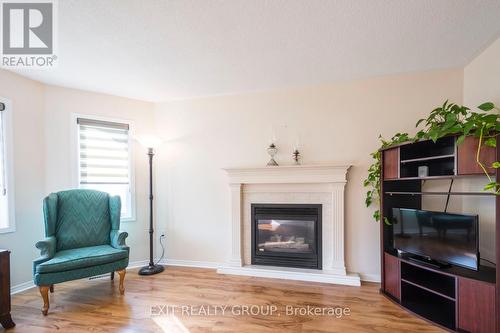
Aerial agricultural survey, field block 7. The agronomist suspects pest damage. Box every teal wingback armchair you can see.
[33,189,129,315]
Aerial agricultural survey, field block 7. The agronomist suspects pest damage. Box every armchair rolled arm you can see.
[111,230,129,250]
[35,236,56,259]
[33,236,56,274]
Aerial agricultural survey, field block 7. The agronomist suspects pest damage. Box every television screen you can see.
[392,208,479,270]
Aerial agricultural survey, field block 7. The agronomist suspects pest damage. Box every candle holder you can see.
[292,149,301,165]
[267,143,279,166]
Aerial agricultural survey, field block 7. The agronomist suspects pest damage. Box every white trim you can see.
[224,164,351,184]
[0,97,15,234]
[127,259,150,269]
[70,112,137,222]
[10,258,373,295]
[359,273,381,283]
[11,280,35,295]
[160,259,222,269]
[130,258,222,269]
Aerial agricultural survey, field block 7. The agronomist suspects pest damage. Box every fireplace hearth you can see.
[251,204,322,269]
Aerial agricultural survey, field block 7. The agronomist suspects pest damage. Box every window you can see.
[77,117,134,220]
[0,100,14,233]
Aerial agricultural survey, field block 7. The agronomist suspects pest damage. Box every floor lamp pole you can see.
[139,147,164,275]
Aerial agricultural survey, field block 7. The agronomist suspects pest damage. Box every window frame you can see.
[0,97,16,234]
[71,113,136,222]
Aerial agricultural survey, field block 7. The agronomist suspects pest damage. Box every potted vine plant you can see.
[363,101,500,224]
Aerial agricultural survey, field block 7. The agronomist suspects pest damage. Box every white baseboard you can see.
[11,280,35,295]
[128,259,150,269]
[129,258,222,269]
[359,273,381,283]
[160,258,222,269]
[11,259,150,295]
[11,257,376,294]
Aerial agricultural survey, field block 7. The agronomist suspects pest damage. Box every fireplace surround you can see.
[251,204,322,269]
[217,165,361,286]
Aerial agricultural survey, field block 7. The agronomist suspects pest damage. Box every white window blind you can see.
[77,117,133,219]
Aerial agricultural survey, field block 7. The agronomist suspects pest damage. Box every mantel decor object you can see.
[267,143,278,166]
[293,149,301,165]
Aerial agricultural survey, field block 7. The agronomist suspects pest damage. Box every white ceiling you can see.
[9,0,500,102]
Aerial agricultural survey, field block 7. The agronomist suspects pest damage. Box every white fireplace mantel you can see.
[217,164,361,286]
[224,164,351,184]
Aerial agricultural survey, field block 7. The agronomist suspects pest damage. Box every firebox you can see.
[251,204,322,269]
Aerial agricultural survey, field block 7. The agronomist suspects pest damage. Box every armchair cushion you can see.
[36,245,128,274]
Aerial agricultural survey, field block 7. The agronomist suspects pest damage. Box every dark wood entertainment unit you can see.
[380,135,498,333]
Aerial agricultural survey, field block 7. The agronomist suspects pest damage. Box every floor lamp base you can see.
[138,264,165,276]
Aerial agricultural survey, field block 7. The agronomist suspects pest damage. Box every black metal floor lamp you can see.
[139,147,164,275]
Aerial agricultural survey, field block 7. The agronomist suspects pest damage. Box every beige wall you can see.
[0,69,155,287]
[154,69,464,280]
[0,71,46,287]
[464,37,500,107]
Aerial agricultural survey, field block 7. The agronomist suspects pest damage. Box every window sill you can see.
[0,226,16,234]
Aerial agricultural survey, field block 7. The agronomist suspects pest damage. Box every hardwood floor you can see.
[5,266,444,332]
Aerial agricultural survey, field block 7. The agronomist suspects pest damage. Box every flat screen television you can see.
[392,208,479,271]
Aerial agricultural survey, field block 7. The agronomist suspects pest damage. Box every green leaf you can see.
[482,114,499,124]
[415,130,426,140]
[478,102,495,111]
[485,137,496,148]
[415,119,425,128]
[429,130,439,143]
[442,100,448,110]
[448,125,463,134]
[456,135,466,146]
[383,217,391,226]
[373,210,380,222]
[492,162,500,169]
[463,121,475,135]
[484,182,497,191]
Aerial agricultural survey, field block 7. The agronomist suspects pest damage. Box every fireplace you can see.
[251,204,322,269]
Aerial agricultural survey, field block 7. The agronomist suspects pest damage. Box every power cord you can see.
[155,234,165,266]
[480,257,496,266]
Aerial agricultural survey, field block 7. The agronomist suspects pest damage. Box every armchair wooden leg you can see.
[111,271,115,281]
[49,285,54,293]
[117,269,126,295]
[39,286,50,316]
